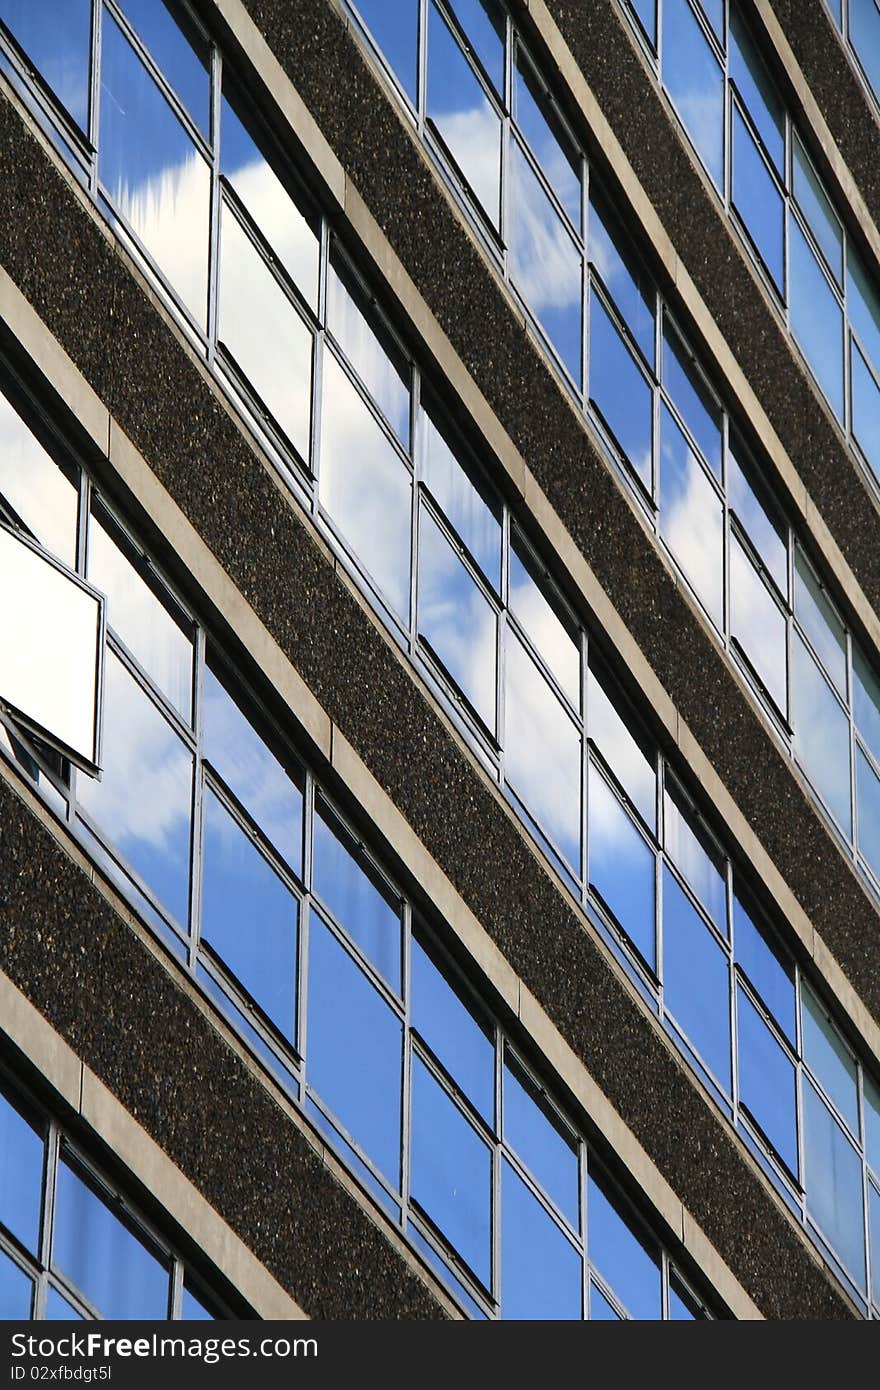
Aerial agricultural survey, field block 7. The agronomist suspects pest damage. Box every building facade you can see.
[0,0,879,1321]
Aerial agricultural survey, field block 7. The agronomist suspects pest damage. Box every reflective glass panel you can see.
[355,0,419,105]
[509,537,579,707]
[589,767,656,969]
[504,1056,579,1227]
[447,0,504,93]
[218,203,313,460]
[803,1078,866,1288]
[802,987,859,1136]
[411,1055,491,1286]
[0,1088,42,1254]
[730,534,787,710]
[220,84,319,310]
[418,507,497,731]
[661,0,724,186]
[865,1074,880,1177]
[427,2,501,226]
[732,105,784,289]
[728,445,788,595]
[201,789,298,1042]
[851,339,880,481]
[669,1276,700,1320]
[514,51,580,228]
[587,1172,661,1320]
[0,0,90,129]
[100,11,210,327]
[510,141,583,388]
[737,986,797,1174]
[662,322,722,479]
[847,247,880,376]
[728,3,784,172]
[0,391,77,568]
[78,652,193,927]
[789,218,844,421]
[851,0,880,100]
[421,409,501,590]
[88,508,192,721]
[320,352,412,621]
[589,293,653,490]
[663,867,731,1091]
[856,746,880,884]
[590,1282,621,1319]
[588,190,655,364]
[307,915,402,1185]
[663,783,726,932]
[501,1161,581,1319]
[45,1287,82,1320]
[53,1159,169,1319]
[328,254,410,446]
[791,634,851,837]
[0,1250,31,1319]
[658,404,723,628]
[505,632,582,872]
[793,138,843,285]
[411,936,494,1124]
[794,550,846,695]
[854,646,880,768]
[588,658,655,830]
[630,0,656,46]
[116,0,210,136]
[699,0,723,38]
[870,1183,880,1309]
[733,894,796,1045]
[313,803,400,992]
[182,1285,214,1320]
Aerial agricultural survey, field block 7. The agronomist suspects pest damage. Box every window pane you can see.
[501,1161,581,1319]
[0,0,90,129]
[504,1056,579,1227]
[737,986,798,1175]
[864,1074,880,1177]
[313,803,401,993]
[320,352,412,621]
[328,255,410,446]
[421,409,501,590]
[588,190,655,365]
[589,767,656,969]
[100,11,210,327]
[447,0,504,93]
[728,3,784,173]
[793,138,843,285]
[88,508,193,722]
[411,936,494,1124]
[510,141,583,388]
[418,507,497,731]
[662,322,722,479]
[53,1159,169,1319]
[854,647,880,768]
[411,1056,491,1285]
[307,915,402,1186]
[851,0,880,98]
[509,538,579,708]
[870,1184,880,1309]
[203,662,303,876]
[733,894,796,1045]
[0,1087,43,1254]
[587,1171,661,1320]
[857,746,880,884]
[514,51,580,228]
[116,0,210,136]
[589,292,653,490]
[803,1078,866,1288]
[630,0,656,47]
[732,105,784,289]
[220,84,319,311]
[181,1285,214,1320]
[201,789,298,1042]
[45,1287,82,1320]
[661,0,724,186]
[802,987,859,1136]
[427,2,501,227]
[658,404,723,627]
[588,657,655,830]
[0,390,78,569]
[794,553,846,706]
[354,0,419,105]
[669,1275,700,1319]
[847,246,880,377]
[663,783,726,932]
[790,217,844,421]
[218,203,313,460]
[78,652,193,928]
[730,534,787,710]
[728,444,788,595]
[589,1281,621,1319]
[663,867,731,1091]
[505,632,582,872]
[791,634,851,837]
[0,1249,31,1319]
[851,339,880,481]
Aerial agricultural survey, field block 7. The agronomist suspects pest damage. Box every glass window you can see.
[0,1249,32,1319]
[182,1284,214,1320]
[319,352,412,621]
[589,292,653,491]
[588,657,655,830]
[589,767,656,969]
[587,1171,661,1320]
[410,1056,491,1286]
[699,0,723,39]
[88,506,193,722]
[802,987,859,1136]
[509,537,579,708]
[791,633,852,837]
[730,533,787,710]
[731,105,784,290]
[865,1074,880,1177]
[0,0,91,129]
[854,645,880,770]
[427,1,501,227]
[793,138,843,285]
[510,141,583,388]
[307,915,402,1186]
[116,0,210,137]
[418,507,497,732]
[793,552,846,695]
[354,0,419,105]
[77,651,193,928]
[313,802,401,993]
[856,746,880,884]
[446,0,504,93]
[200,789,298,1042]
[728,3,784,173]
[99,10,210,327]
[662,322,722,479]
[789,218,845,421]
[658,403,723,628]
[0,1087,43,1254]
[202,661,303,876]
[728,444,788,595]
[45,1287,82,1320]
[850,0,880,99]
[0,390,78,569]
[514,51,580,229]
[802,1078,866,1288]
[737,986,797,1174]
[218,203,313,461]
[847,247,880,377]
[421,408,501,590]
[851,340,880,481]
[663,867,731,1091]
[220,83,319,311]
[870,1183,880,1309]
[663,783,726,932]
[411,936,494,1125]
[505,632,582,873]
[589,1281,621,1319]
[630,0,656,48]
[588,190,655,365]
[733,894,796,1045]
[669,1275,700,1319]
[328,254,410,446]
[501,1161,581,1319]
[661,0,724,187]
[504,1055,579,1227]
[53,1159,170,1319]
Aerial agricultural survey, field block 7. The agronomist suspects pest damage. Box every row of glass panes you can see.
[0,1070,223,1320]
[828,0,880,116]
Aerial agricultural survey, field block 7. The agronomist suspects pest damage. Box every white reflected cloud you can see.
[509,563,579,707]
[510,147,581,314]
[730,542,786,711]
[329,266,409,441]
[227,157,319,308]
[588,669,655,828]
[660,432,723,627]
[505,633,581,867]
[419,525,497,731]
[432,100,501,227]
